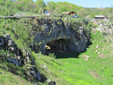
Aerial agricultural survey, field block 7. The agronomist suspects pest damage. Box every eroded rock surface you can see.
[0,34,41,82]
[31,18,90,54]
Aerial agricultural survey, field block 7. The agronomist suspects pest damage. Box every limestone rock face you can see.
[0,34,23,66]
[33,18,90,54]
[0,34,41,82]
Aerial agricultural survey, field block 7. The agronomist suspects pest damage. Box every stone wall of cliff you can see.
[29,17,91,54]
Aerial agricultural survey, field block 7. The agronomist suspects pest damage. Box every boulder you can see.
[46,79,56,85]
[8,40,15,46]
[9,47,16,52]
[8,57,19,66]
[44,65,49,70]
[3,34,11,44]
[35,71,41,81]
[26,66,41,81]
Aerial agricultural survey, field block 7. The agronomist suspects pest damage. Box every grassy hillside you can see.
[0,61,34,85]
[32,31,113,85]
[0,17,113,85]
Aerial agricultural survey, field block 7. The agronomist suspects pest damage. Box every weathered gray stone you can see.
[8,40,15,46]
[3,34,11,43]
[0,36,4,46]
[9,47,16,52]
[46,79,56,85]
[8,57,19,66]
[0,34,41,82]
[35,71,41,81]
[85,56,90,61]
[33,19,89,54]
[26,56,30,62]
[95,20,113,35]
[44,65,49,70]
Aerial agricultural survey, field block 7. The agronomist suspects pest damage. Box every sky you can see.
[33,0,113,8]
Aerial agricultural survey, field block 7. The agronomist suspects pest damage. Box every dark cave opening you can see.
[45,39,70,53]
[45,39,79,58]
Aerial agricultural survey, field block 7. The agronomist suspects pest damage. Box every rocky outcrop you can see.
[46,79,56,85]
[0,34,24,66]
[0,34,41,82]
[30,18,90,54]
[89,19,113,35]
[96,20,113,35]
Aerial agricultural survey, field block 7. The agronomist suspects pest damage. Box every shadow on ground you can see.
[54,52,80,59]
[45,50,80,59]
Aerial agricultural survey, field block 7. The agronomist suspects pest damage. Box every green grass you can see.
[0,30,113,85]
[0,61,47,85]
[32,31,113,85]
[0,62,33,85]
[0,17,113,85]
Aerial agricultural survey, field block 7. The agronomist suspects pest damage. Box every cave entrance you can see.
[45,39,71,54]
[45,39,79,58]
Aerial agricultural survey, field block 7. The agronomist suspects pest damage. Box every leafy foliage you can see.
[0,0,113,19]
[0,0,45,16]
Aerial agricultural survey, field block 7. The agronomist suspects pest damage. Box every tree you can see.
[38,8,44,14]
[35,0,45,14]
[46,1,56,13]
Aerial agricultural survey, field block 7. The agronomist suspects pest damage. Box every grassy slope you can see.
[0,62,33,85]
[0,17,113,85]
[0,31,112,85]
[0,61,47,85]
[33,31,113,85]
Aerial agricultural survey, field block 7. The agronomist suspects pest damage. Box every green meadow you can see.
[32,31,113,85]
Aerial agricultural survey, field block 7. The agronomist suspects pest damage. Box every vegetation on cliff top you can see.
[0,17,91,51]
[1,0,113,18]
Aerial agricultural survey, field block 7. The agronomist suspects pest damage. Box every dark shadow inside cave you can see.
[45,39,80,58]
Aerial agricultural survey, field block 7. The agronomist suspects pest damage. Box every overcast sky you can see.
[33,0,113,8]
